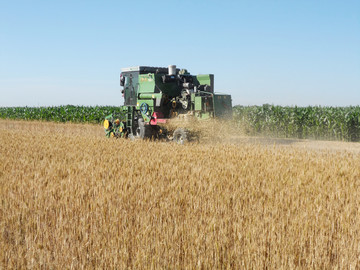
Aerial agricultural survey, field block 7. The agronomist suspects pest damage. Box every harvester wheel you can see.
[173,128,189,145]
[134,118,155,139]
[128,133,136,141]
[136,118,146,139]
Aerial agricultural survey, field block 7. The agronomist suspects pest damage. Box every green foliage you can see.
[233,105,360,142]
[0,105,119,124]
[1,105,360,142]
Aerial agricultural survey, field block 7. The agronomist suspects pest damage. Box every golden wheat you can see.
[1,119,360,269]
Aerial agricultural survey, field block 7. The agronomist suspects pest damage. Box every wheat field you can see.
[1,119,360,269]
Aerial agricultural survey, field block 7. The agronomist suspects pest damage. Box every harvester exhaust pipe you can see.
[168,65,176,75]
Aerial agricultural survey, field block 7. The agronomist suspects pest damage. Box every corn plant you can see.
[0,105,120,123]
[233,105,360,142]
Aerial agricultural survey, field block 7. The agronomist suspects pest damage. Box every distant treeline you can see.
[1,104,360,142]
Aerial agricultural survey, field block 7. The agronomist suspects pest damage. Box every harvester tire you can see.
[137,118,146,139]
[128,133,136,141]
[135,118,155,139]
[173,128,189,145]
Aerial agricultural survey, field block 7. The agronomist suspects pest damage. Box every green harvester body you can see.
[104,65,232,142]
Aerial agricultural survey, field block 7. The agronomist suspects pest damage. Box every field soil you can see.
[1,119,360,269]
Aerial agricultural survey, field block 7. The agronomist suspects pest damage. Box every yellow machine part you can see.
[103,119,110,129]
[170,110,178,118]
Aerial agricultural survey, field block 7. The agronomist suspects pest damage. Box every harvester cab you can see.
[104,65,232,143]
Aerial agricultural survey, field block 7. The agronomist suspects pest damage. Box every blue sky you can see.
[1,0,359,107]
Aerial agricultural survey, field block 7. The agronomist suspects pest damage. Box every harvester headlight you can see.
[104,119,110,129]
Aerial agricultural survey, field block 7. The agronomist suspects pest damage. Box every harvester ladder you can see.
[126,106,133,133]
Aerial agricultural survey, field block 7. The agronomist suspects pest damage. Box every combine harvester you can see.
[104,65,232,143]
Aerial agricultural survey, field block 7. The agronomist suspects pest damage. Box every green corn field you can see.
[0,105,119,124]
[233,105,360,142]
[1,104,360,142]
